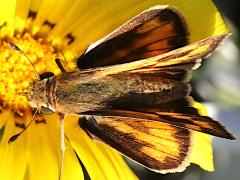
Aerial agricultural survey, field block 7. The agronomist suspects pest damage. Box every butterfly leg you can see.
[59,113,65,180]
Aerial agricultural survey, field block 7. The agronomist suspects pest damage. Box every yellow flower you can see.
[0,0,228,180]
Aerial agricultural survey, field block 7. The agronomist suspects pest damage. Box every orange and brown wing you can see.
[77,5,189,69]
[79,116,192,173]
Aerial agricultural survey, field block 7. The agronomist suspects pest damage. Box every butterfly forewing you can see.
[77,5,189,69]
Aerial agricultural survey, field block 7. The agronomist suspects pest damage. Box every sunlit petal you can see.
[0,111,27,180]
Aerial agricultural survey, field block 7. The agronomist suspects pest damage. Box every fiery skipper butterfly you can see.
[11,5,235,175]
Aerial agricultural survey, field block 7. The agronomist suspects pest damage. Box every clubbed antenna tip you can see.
[8,42,40,80]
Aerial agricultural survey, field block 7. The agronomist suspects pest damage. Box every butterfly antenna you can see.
[9,42,40,80]
[8,108,38,144]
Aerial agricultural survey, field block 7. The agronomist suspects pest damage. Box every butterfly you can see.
[26,5,235,174]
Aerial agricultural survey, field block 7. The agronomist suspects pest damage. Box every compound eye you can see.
[40,72,54,80]
[40,106,54,114]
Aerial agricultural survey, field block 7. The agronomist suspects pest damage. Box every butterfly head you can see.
[28,72,55,114]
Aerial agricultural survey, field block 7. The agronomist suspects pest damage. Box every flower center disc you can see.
[0,32,62,116]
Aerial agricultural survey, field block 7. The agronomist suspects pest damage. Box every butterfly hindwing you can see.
[77,5,189,69]
[79,116,192,173]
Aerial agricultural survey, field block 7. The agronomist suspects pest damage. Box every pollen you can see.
[0,23,66,116]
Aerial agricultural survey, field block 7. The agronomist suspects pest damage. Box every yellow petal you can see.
[65,115,138,180]
[0,0,16,25]
[94,142,137,180]
[15,0,31,20]
[25,114,58,180]
[0,0,16,37]
[0,110,12,129]
[191,132,214,171]
[62,134,84,180]
[0,111,27,180]
[25,114,83,180]
[52,0,227,56]
[191,102,214,171]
